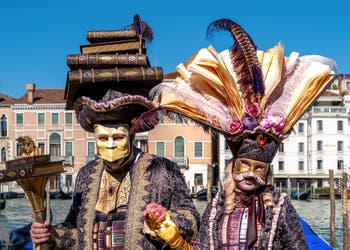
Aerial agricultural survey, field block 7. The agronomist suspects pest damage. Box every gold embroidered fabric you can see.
[95,170,131,214]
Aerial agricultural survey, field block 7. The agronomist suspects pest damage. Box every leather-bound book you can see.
[80,39,145,54]
[66,53,150,70]
[65,67,163,109]
[86,29,138,43]
[67,67,163,84]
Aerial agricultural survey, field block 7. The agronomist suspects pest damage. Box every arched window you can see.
[1,147,6,161]
[174,136,184,158]
[49,133,61,157]
[1,114,7,137]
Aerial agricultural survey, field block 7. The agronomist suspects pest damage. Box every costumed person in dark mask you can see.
[30,15,199,250]
[147,18,337,249]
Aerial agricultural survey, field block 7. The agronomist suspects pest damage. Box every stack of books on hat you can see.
[64,15,163,109]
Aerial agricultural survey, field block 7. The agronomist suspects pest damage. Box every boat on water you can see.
[49,188,72,200]
[0,199,5,210]
[1,191,25,199]
[292,191,310,201]
[195,187,218,201]
[299,216,332,249]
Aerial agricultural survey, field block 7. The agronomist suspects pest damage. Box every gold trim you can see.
[124,153,152,249]
[82,158,105,249]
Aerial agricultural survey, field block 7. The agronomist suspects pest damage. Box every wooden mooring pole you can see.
[342,172,348,250]
[329,170,335,248]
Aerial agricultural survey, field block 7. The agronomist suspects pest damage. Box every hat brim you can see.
[75,94,155,133]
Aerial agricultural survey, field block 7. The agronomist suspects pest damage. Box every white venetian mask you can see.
[94,124,130,162]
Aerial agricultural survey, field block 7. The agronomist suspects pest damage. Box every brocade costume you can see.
[196,189,308,249]
[150,18,336,250]
[51,148,199,249]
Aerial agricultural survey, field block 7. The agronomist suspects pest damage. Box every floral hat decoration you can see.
[150,18,337,163]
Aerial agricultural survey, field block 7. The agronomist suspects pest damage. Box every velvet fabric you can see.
[50,151,200,249]
[196,189,308,250]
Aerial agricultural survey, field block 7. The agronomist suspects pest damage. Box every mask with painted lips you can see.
[94,124,130,162]
[232,158,269,192]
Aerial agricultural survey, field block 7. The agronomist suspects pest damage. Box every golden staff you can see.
[0,136,64,249]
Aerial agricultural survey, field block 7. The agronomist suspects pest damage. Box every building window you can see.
[346,81,350,90]
[278,161,284,171]
[194,173,203,186]
[317,160,323,170]
[49,133,61,157]
[65,112,73,125]
[1,114,7,137]
[1,147,6,161]
[158,113,165,124]
[139,140,148,153]
[224,158,231,168]
[51,113,59,124]
[278,143,284,153]
[316,120,323,132]
[298,123,304,133]
[174,116,183,124]
[337,160,344,170]
[194,142,203,157]
[298,161,304,170]
[224,141,230,151]
[16,113,23,125]
[87,141,95,161]
[317,141,323,152]
[337,141,344,152]
[174,136,185,158]
[156,142,165,157]
[337,120,343,132]
[16,142,23,156]
[65,141,73,157]
[38,142,45,155]
[298,142,304,153]
[38,113,45,125]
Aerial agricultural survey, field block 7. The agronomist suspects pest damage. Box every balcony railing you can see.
[311,106,347,114]
[172,157,189,170]
[63,156,74,166]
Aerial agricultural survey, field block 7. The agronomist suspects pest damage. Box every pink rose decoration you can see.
[244,102,260,118]
[229,117,243,134]
[260,115,284,132]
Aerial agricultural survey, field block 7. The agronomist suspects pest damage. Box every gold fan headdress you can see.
[150,19,337,143]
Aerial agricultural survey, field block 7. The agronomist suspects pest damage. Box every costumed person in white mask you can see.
[146,18,337,249]
[30,90,200,249]
[30,14,200,250]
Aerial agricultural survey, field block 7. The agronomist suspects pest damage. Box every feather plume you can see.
[150,80,235,132]
[131,14,153,42]
[187,47,243,118]
[207,18,264,105]
[129,107,160,135]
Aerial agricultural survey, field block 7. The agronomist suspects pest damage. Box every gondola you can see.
[292,191,310,201]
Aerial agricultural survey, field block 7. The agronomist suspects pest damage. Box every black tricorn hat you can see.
[75,89,158,134]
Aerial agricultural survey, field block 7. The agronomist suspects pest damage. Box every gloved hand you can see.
[143,204,192,249]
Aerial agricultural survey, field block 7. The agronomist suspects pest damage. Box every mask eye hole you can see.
[98,136,108,141]
[255,165,266,171]
[113,136,124,141]
[236,160,251,172]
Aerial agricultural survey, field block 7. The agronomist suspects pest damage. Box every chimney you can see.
[26,83,35,104]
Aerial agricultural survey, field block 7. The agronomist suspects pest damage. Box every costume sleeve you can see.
[167,161,201,243]
[276,197,309,249]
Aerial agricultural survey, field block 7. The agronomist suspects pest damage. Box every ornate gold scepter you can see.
[0,136,65,249]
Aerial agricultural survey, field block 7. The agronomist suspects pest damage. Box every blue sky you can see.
[0,0,349,98]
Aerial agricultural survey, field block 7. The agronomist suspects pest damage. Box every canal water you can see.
[0,198,349,249]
